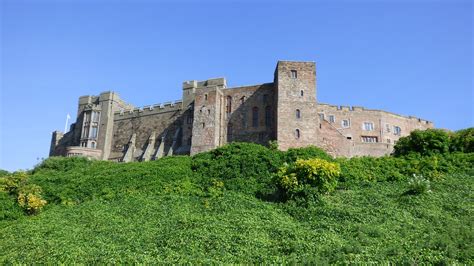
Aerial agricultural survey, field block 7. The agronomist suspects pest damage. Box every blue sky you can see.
[1,0,472,171]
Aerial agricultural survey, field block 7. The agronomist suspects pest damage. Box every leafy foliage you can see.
[394,129,450,156]
[283,146,333,163]
[450,127,474,153]
[277,158,340,199]
[0,171,47,215]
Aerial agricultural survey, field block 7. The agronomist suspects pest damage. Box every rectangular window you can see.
[82,127,89,138]
[263,94,268,103]
[329,115,335,123]
[92,111,100,122]
[290,70,297,79]
[363,122,374,131]
[342,119,350,128]
[91,126,98,139]
[318,113,325,121]
[385,123,391,133]
[361,136,378,143]
[394,126,401,136]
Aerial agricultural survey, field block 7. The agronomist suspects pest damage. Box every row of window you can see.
[318,113,402,135]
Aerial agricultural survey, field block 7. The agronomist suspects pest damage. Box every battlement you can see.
[183,78,227,89]
[114,100,183,120]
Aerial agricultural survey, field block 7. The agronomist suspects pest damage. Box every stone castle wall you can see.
[49,60,434,160]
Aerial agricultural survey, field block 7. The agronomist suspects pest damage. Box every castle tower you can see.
[189,78,227,155]
[275,61,318,150]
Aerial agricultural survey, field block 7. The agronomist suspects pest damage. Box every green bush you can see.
[276,158,340,199]
[283,146,333,163]
[394,129,450,156]
[450,128,474,153]
[191,142,283,196]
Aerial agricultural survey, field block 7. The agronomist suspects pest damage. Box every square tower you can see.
[275,61,318,150]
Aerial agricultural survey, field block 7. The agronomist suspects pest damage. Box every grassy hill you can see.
[1,143,473,264]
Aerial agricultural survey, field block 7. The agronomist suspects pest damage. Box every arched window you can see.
[252,107,259,128]
[296,109,301,119]
[204,94,208,101]
[226,96,232,113]
[265,106,272,127]
[295,129,300,139]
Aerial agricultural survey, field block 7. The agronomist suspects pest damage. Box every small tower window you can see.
[265,106,272,126]
[226,96,232,113]
[291,70,297,79]
[240,96,245,104]
[202,122,205,128]
[227,123,233,141]
[296,109,301,119]
[295,129,301,139]
[300,90,304,97]
[204,94,208,101]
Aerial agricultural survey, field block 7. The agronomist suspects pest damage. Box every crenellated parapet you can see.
[114,100,183,120]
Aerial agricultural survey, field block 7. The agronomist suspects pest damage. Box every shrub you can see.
[283,146,333,163]
[450,128,474,153]
[405,174,431,195]
[17,184,48,215]
[191,142,283,195]
[0,172,47,215]
[276,158,341,199]
[394,129,450,157]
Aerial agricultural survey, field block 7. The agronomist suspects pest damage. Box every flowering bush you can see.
[277,158,340,199]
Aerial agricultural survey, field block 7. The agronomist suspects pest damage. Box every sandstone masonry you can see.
[50,61,433,160]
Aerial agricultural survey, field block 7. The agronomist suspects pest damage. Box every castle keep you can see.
[50,61,433,161]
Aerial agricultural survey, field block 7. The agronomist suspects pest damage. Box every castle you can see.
[49,61,433,161]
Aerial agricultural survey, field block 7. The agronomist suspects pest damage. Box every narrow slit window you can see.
[252,107,259,128]
[295,129,301,139]
[291,70,297,79]
[296,109,301,119]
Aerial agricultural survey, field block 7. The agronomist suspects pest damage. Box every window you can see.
[252,107,259,127]
[242,111,247,127]
[204,94,208,101]
[329,115,335,123]
[362,136,378,143]
[300,90,304,97]
[318,113,325,121]
[81,141,87,147]
[265,106,272,127]
[208,109,211,115]
[385,124,391,133]
[295,129,301,139]
[240,96,245,104]
[202,122,205,128]
[91,126,98,139]
[82,127,89,138]
[227,123,233,141]
[263,94,268,103]
[84,112,90,122]
[394,126,401,136]
[291,70,297,79]
[226,96,232,113]
[363,122,374,131]
[342,119,350,128]
[92,111,100,122]
[91,142,96,149]
[296,109,301,119]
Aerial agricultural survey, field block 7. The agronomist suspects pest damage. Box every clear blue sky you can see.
[1,0,472,172]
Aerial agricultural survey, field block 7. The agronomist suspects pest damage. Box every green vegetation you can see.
[1,129,473,264]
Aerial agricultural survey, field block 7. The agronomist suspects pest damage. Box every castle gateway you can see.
[50,61,433,161]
